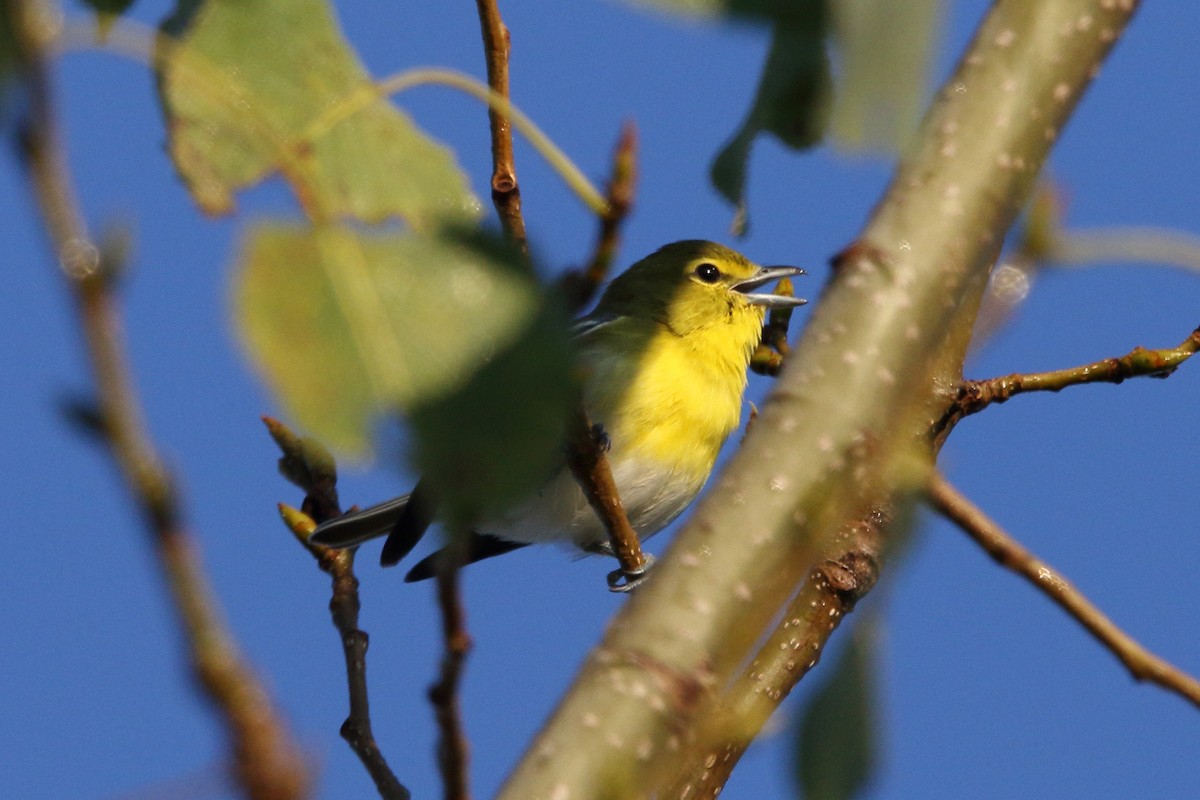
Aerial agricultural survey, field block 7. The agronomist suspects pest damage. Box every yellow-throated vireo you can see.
[309,240,805,581]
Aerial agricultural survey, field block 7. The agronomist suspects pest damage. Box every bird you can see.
[309,240,806,582]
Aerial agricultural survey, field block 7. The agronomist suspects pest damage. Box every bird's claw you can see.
[590,423,612,452]
[607,553,656,593]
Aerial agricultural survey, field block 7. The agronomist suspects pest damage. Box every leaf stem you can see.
[11,5,309,796]
[374,68,609,217]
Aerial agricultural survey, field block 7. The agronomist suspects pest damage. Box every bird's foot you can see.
[590,422,611,452]
[607,553,656,593]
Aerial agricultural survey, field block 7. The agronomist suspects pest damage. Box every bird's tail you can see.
[308,495,411,549]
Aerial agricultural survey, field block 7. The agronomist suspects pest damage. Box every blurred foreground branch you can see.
[11,4,309,797]
[499,2,1142,797]
[1051,226,1200,275]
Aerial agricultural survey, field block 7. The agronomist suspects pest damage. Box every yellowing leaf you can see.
[157,0,478,226]
[233,223,547,455]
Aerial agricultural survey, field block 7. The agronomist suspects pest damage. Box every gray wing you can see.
[309,495,410,548]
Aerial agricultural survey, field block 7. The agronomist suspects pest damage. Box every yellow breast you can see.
[581,310,762,478]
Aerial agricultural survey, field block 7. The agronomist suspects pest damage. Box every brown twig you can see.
[475,0,526,248]
[556,125,647,589]
[927,473,1200,709]
[10,5,310,797]
[267,419,410,800]
[561,122,638,312]
[429,537,473,800]
[471,4,644,590]
[935,326,1200,438]
[564,404,649,590]
[665,508,887,798]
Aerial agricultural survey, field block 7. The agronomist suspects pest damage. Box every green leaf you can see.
[620,0,833,235]
[622,0,799,21]
[157,0,478,227]
[233,223,556,456]
[711,4,831,234]
[410,296,574,529]
[795,619,879,800]
[79,0,137,18]
[827,0,941,152]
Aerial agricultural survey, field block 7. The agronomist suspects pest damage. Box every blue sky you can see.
[3,1,1198,798]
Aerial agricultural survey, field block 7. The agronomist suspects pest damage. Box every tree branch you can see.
[559,126,647,589]
[267,419,410,800]
[561,122,639,311]
[429,540,473,800]
[564,405,651,590]
[666,508,888,798]
[499,2,1142,796]
[474,0,526,248]
[1052,226,1200,275]
[10,5,309,797]
[942,326,1200,426]
[927,474,1200,709]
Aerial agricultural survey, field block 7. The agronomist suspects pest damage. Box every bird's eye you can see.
[694,262,721,283]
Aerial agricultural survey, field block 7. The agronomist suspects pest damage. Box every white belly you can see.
[479,454,705,551]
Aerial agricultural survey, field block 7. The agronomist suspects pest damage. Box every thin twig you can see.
[10,5,310,797]
[564,404,649,589]
[561,122,638,312]
[927,473,1200,710]
[665,508,887,798]
[936,326,1200,436]
[267,419,410,800]
[474,0,526,248]
[556,126,648,589]
[429,537,473,800]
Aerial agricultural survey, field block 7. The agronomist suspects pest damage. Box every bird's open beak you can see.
[734,265,808,308]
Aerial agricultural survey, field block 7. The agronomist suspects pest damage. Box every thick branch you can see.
[11,6,308,797]
[666,508,888,798]
[927,475,1200,709]
[499,2,1142,797]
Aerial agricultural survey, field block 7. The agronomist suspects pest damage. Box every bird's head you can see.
[595,240,806,337]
